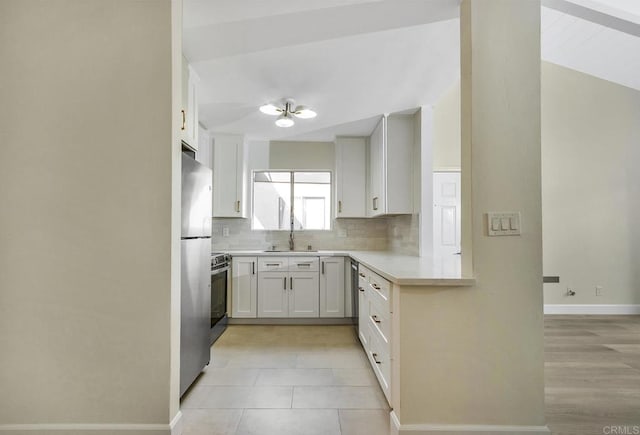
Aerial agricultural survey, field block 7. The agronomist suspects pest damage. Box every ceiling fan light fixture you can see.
[259,103,282,116]
[275,113,295,128]
[259,99,316,127]
[293,106,317,119]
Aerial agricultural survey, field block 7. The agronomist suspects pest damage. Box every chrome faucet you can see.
[289,231,295,251]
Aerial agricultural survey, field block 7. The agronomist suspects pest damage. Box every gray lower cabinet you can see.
[231,255,346,319]
[257,271,319,317]
[319,257,345,317]
[231,256,257,318]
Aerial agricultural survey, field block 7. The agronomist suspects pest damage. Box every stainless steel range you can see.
[210,252,230,344]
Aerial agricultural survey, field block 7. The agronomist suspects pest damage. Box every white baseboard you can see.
[0,411,183,435]
[544,304,640,315]
[390,411,550,435]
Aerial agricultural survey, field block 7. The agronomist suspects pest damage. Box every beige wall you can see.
[0,0,178,430]
[432,62,640,307]
[393,1,546,430]
[269,140,335,170]
[433,82,462,170]
[542,62,640,305]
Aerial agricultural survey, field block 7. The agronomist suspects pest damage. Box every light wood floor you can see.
[545,315,640,435]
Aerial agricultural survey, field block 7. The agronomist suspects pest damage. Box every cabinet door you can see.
[386,114,414,214]
[180,60,199,150]
[258,272,289,318]
[196,126,211,168]
[319,257,345,317]
[368,117,386,217]
[213,136,241,217]
[186,69,199,150]
[335,137,367,218]
[289,272,319,317]
[231,257,257,318]
[357,274,369,347]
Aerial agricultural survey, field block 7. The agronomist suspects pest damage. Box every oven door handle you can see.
[211,266,230,275]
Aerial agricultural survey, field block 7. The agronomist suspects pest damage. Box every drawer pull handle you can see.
[371,315,381,323]
[372,353,382,364]
[372,283,381,290]
[266,263,280,266]
[297,263,311,266]
[283,277,287,289]
[252,262,255,275]
[358,272,365,278]
[290,277,293,289]
[358,287,365,292]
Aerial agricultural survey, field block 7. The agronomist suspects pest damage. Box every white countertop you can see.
[224,250,475,286]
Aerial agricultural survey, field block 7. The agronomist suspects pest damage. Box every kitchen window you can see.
[252,171,331,231]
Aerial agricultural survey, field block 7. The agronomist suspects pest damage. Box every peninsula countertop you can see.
[223,250,475,286]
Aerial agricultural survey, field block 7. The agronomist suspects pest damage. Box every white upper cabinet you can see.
[212,134,247,218]
[368,118,385,217]
[181,57,199,151]
[196,126,211,168]
[367,114,414,217]
[335,137,367,218]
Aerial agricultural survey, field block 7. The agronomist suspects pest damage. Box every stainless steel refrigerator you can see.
[180,153,212,397]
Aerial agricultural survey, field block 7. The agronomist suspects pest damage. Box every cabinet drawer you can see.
[358,266,371,288]
[368,295,391,346]
[366,321,391,403]
[258,257,288,272]
[369,271,390,303]
[289,257,319,272]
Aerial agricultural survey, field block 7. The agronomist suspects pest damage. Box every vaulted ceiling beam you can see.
[184,0,460,61]
[542,0,640,37]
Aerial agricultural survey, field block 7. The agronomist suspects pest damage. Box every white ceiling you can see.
[541,2,640,90]
[183,0,640,142]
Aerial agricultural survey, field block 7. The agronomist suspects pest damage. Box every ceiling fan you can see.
[259,99,317,128]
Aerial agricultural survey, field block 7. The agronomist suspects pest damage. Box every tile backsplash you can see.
[211,215,419,254]
[387,214,420,256]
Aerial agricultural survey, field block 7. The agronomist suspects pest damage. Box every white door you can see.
[319,257,345,318]
[231,257,257,318]
[257,272,289,318]
[433,172,461,257]
[289,272,319,317]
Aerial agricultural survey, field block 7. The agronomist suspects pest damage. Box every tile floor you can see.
[180,325,390,435]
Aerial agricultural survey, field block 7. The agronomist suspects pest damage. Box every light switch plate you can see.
[487,212,521,236]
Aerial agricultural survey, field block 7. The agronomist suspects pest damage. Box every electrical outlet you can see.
[222,226,229,237]
[596,286,603,296]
